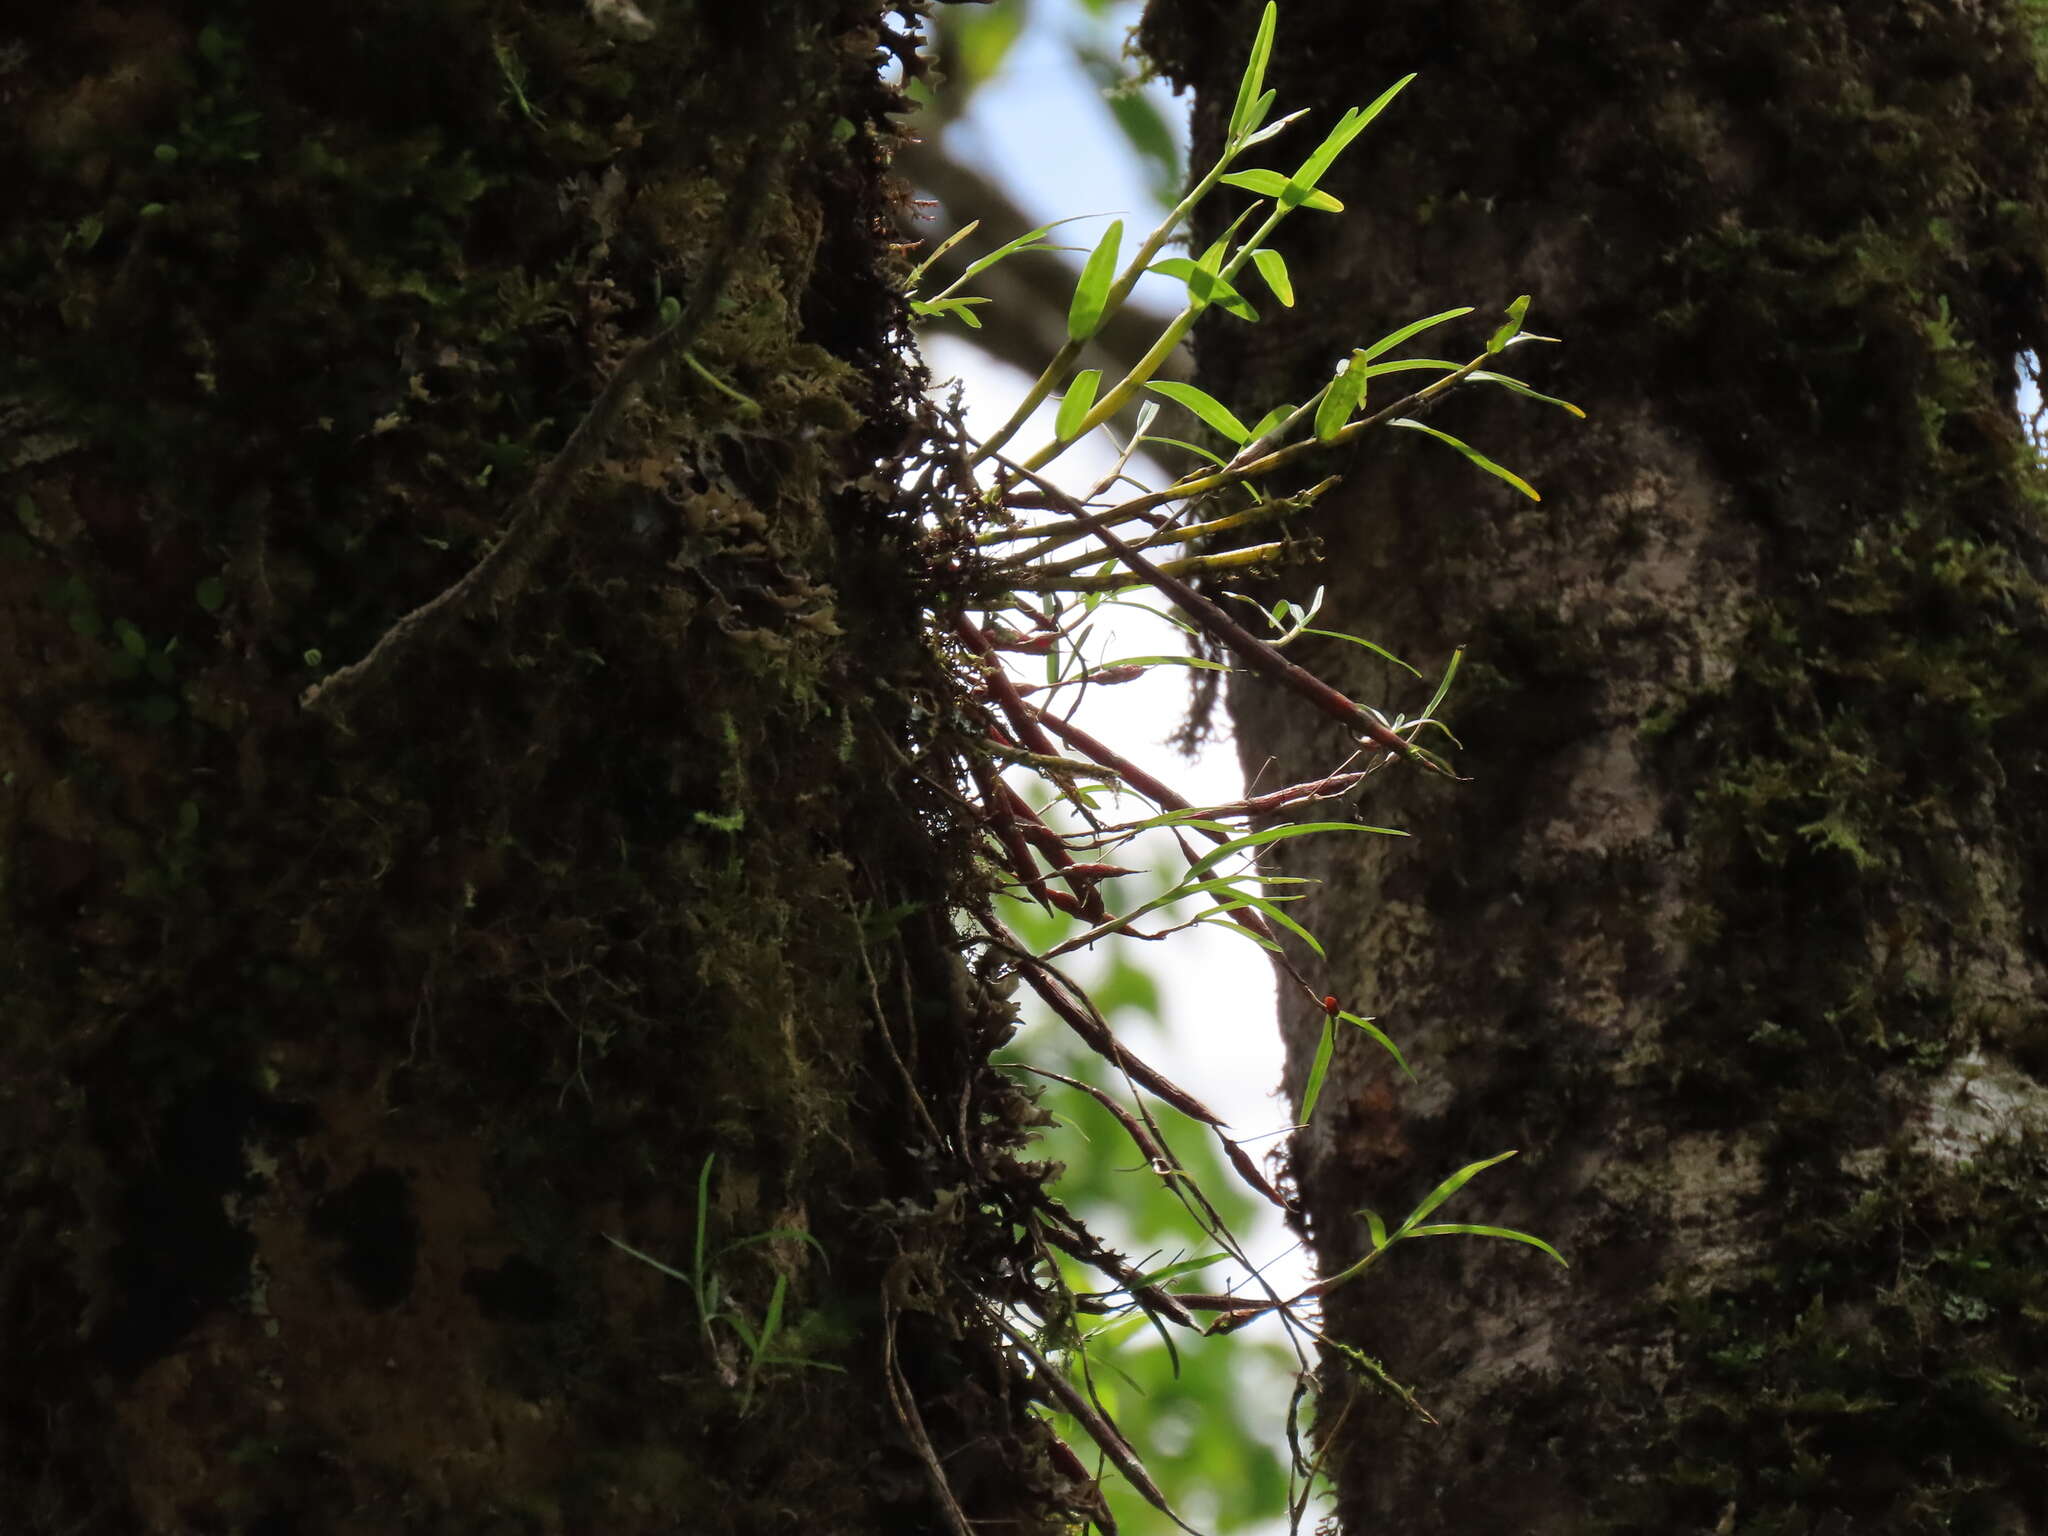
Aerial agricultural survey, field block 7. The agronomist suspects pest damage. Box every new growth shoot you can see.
[897,7,1577,1532]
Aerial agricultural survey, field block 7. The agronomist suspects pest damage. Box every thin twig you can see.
[304,135,787,725]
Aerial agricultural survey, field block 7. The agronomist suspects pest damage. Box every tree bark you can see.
[2,5,1068,1532]
[1144,1,2048,1531]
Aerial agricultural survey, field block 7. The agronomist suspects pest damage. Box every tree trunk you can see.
[2,5,1067,1533]
[1143,1,2048,1531]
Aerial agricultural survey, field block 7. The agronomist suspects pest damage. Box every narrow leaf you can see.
[1298,1015,1337,1123]
[1487,294,1531,354]
[1186,819,1405,881]
[1252,248,1294,307]
[1246,402,1296,441]
[1358,307,1474,363]
[1143,435,1230,467]
[1068,220,1124,341]
[1340,1010,1415,1081]
[1292,74,1415,188]
[604,1233,693,1286]
[1359,1208,1389,1251]
[1228,1,1279,142]
[1398,1223,1569,1266]
[1147,380,1251,444]
[1315,351,1370,443]
[1056,369,1103,441]
[1220,168,1291,198]
[1468,369,1586,417]
[1134,1253,1227,1288]
[1298,627,1422,676]
[1240,106,1311,150]
[958,213,1094,284]
[1396,1149,1518,1234]
[1391,418,1541,500]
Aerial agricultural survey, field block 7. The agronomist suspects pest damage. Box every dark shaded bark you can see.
[1144,1,2048,1531]
[2,5,1068,1533]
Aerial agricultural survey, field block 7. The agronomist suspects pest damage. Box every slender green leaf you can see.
[1099,654,1235,672]
[1143,434,1231,467]
[1149,257,1258,319]
[1468,370,1586,417]
[1246,402,1296,440]
[1298,627,1422,676]
[1398,1223,1569,1266]
[1487,294,1531,354]
[1186,819,1404,881]
[1390,418,1540,500]
[1421,644,1464,721]
[1361,357,1461,378]
[1195,913,1282,952]
[1358,1207,1389,1251]
[902,219,979,292]
[958,213,1093,284]
[718,1226,831,1262]
[1298,1015,1337,1123]
[1396,1149,1518,1234]
[1227,1,1279,142]
[1220,168,1291,198]
[1240,106,1311,150]
[1339,1010,1415,1081]
[1292,74,1415,188]
[911,296,989,328]
[1252,247,1294,307]
[1315,350,1370,443]
[694,1155,716,1279]
[603,1233,693,1287]
[1358,307,1474,363]
[1200,891,1325,958]
[1068,219,1124,341]
[1134,1253,1227,1287]
[1056,369,1103,441]
[1147,380,1251,444]
[761,1272,788,1346]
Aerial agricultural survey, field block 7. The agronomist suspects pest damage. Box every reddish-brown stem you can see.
[990,455,1453,772]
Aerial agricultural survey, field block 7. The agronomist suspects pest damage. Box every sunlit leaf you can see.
[1069,219,1124,341]
[1147,381,1252,444]
[1390,418,1541,500]
[1057,369,1103,441]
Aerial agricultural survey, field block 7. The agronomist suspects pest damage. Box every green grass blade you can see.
[1467,369,1586,417]
[1147,380,1251,444]
[1056,368,1103,441]
[1339,1010,1415,1081]
[1298,1014,1337,1123]
[1185,819,1405,881]
[1399,1223,1569,1266]
[1068,220,1125,341]
[1358,307,1474,363]
[1228,1,1278,142]
[1396,1149,1518,1234]
[1390,418,1541,500]
[1298,626,1422,676]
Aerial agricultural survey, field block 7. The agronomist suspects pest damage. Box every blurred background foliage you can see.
[1000,883,1297,1536]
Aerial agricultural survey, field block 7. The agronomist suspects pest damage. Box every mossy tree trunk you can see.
[1145,1,2048,1530]
[2,5,1068,1533]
